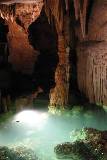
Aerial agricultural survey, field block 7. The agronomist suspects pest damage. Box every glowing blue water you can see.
[0,106,107,160]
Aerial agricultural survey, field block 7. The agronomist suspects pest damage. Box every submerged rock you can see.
[0,146,38,160]
[54,128,107,160]
[54,141,97,160]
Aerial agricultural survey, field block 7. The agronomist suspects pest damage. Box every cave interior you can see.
[0,0,107,160]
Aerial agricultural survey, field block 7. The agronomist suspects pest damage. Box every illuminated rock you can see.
[55,128,107,160]
[0,1,43,74]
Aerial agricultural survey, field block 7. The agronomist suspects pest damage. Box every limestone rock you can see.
[54,128,107,160]
[76,0,107,105]
[0,2,43,74]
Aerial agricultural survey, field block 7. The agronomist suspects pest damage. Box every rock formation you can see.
[54,128,107,160]
[0,1,43,74]
[1,0,106,109]
[45,0,70,109]
[0,1,70,109]
[76,0,107,106]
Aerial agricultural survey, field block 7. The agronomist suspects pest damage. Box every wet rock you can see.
[54,141,96,160]
[54,128,107,160]
[0,146,38,160]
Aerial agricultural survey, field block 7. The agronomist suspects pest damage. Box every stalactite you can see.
[44,0,64,32]
[74,0,79,20]
[0,4,16,20]
[73,0,89,38]
[81,0,88,38]
[65,0,69,11]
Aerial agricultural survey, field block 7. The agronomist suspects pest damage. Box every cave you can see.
[0,0,107,160]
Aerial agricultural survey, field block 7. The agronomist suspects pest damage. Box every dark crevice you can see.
[69,1,78,94]
[0,17,9,64]
[28,8,59,93]
[86,0,94,34]
[15,16,25,29]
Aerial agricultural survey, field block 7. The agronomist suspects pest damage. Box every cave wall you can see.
[76,0,107,105]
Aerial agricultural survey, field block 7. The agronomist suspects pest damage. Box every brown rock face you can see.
[77,42,107,105]
[76,0,107,105]
[87,0,107,42]
[8,20,36,74]
[0,2,43,74]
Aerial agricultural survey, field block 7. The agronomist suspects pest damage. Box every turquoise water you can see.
[0,103,107,160]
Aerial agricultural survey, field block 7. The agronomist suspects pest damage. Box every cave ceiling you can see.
[0,0,89,38]
[0,0,41,4]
